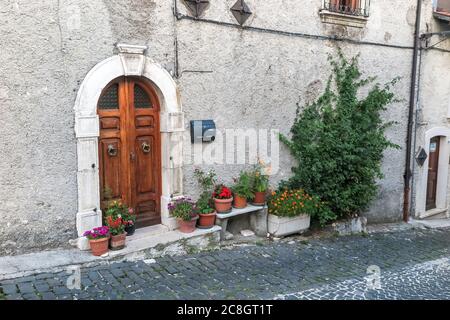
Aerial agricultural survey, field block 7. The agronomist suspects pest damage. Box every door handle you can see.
[142,142,151,154]
[107,144,118,157]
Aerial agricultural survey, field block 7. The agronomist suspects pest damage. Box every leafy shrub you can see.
[280,51,400,223]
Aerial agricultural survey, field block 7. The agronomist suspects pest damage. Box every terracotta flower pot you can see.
[178,216,198,233]
[89,237,109,256]
[233,195,248,209]
[110,233,126,251]
[198,211,217,229]
[253,192,266,205]
[214,197,233,213]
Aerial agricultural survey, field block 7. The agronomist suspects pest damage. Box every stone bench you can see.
[215,204,268,240]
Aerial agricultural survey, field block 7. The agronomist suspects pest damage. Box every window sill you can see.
[319,10,368,28]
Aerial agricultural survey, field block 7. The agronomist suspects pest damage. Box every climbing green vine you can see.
[280,51,400,225]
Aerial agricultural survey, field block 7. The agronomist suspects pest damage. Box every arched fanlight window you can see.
[98,83,119,110]
[134,84,153,109]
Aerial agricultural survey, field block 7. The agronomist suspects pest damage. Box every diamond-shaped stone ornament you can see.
[231,0,252,26]
[183,0,210,18]
[416,148,428,167]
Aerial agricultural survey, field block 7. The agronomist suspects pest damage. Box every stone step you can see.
[0,225,221,281]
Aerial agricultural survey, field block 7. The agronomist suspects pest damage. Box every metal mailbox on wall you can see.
[190,120,216,143]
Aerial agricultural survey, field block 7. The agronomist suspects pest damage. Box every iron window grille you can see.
[322,0,371,17]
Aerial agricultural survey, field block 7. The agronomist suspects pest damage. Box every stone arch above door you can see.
[74,44,184,249]
[415,127,450,218]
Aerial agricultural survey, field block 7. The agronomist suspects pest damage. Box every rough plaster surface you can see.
[0,0,448,256]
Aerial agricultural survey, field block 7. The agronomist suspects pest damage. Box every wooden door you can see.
[426,137,440,211]
[98,77,162,228]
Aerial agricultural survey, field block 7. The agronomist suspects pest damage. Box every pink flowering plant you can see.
[123,207,136,227]
[83,226,110,240]
[168,197,196,221]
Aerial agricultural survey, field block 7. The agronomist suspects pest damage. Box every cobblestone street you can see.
[1,228,450,300]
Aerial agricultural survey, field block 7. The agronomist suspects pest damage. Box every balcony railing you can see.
[433,0,450,21]
[322,0,370,17]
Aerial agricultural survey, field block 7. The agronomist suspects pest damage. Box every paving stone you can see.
[0,284,18,295]
[17,283,35,294]
[41,292,57,300]
[34,282,50,292]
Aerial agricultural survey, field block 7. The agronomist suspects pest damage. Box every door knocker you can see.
[107,144,118,157]
[142,142,151,154]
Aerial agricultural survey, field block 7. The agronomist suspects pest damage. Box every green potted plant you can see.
[251,162,269,206]
[196,193,216,228]
[231,171,254,209]
[168,197,198,233]
[83,226,110,256]
[104,200,127,250]
[194,169,217,228]
[213,184,233,213]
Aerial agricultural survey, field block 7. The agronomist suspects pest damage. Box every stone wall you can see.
[0,0,446,256]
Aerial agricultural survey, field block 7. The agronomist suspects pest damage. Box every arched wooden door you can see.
[97,77,162,228]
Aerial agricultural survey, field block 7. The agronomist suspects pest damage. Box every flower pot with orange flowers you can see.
[83,226,110,256]
[267,189,321,237]
[168,197,198,233]
[213,185,233,213]
[231,171,254,209]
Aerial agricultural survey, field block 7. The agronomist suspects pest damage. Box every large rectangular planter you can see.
[268,214,311,237]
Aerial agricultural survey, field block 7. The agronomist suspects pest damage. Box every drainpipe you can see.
[403,0,423,222]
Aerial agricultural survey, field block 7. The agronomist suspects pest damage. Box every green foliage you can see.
[168,197,196,221]
[104,200,129,221]
[268,189,330,221]
[194,169,216,214]
[194,168,217,193]
[280,51,400,223]
[250,162,270,193]
[232,171,255,199]
[196,192,215,214]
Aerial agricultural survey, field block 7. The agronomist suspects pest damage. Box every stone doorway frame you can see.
[415,127,450,218]
[74,44,184,249]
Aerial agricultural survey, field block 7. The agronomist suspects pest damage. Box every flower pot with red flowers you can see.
[83,226,110,256]
[231,171,254,209]
[123,207,137,236]
[106,215,126,250]
[104,200,128,251]
[213,185,233,213]
[168,197,198,233]
[250,162,270,206]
